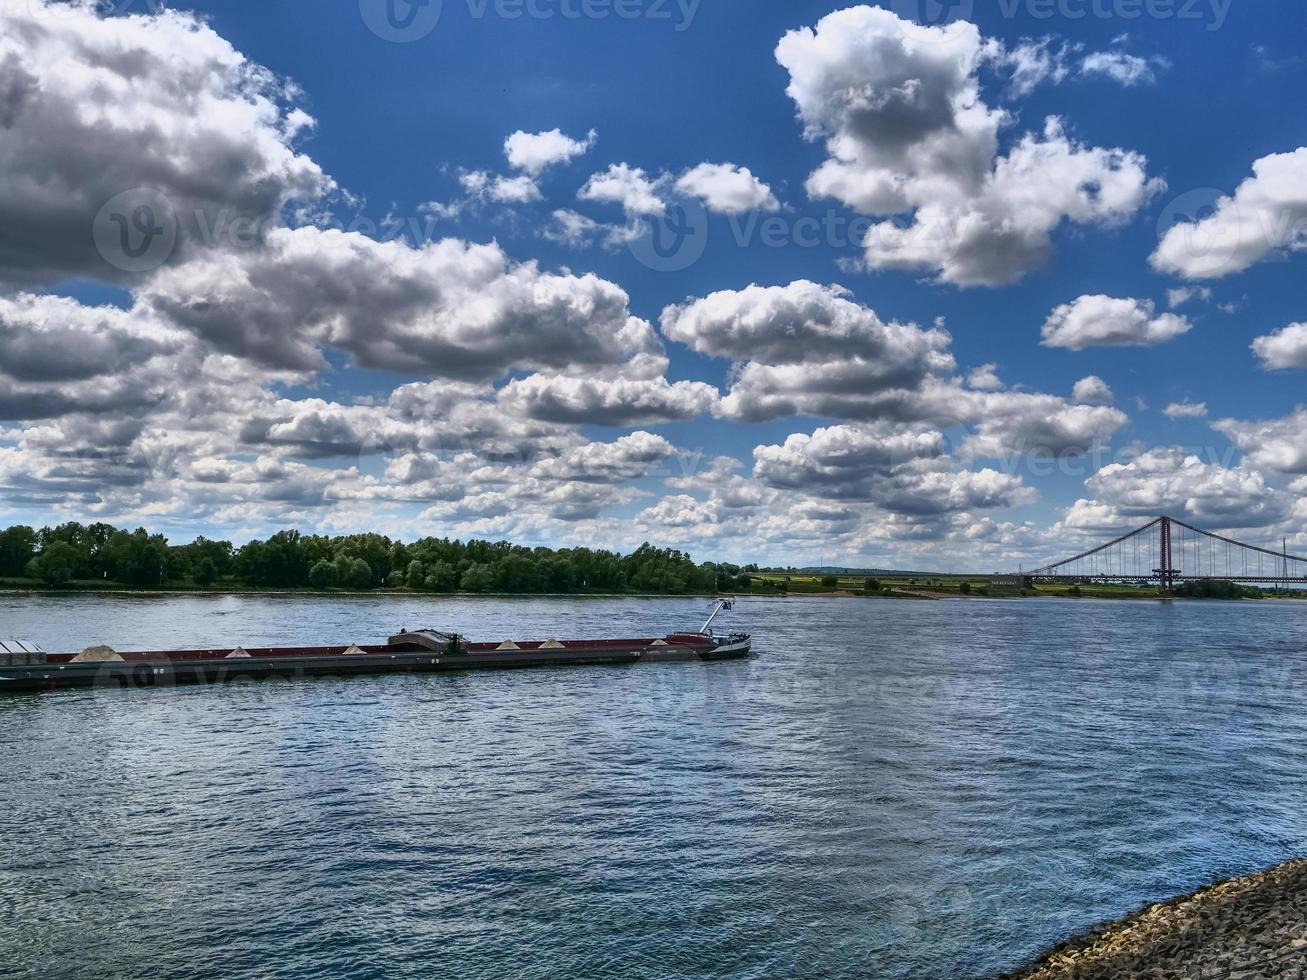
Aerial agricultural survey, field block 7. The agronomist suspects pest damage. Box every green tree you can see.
[0,522,754,598]
[332,553,354,587]
[347,557,374,590]
[1177,580,1244,600]
[0,525,36,577]
[27,541,81,587]
[959,580,971,595]
[36,523,95,578]
[235,531,311,587]
[308,559,336,590]
[460,563,496,592]
[300,534,333,570]
[265,531,310,587]
[405,560,426,590]
[182,537,234,579]
[334,534,393,584]
[235,540,267,585]
[194,557,218,587]
[103,528,170,585]
[495,553,543,593]
[83,523,116,578]
[426,561,457,592]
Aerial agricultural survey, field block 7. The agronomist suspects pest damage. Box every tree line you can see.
[0,522,761,595]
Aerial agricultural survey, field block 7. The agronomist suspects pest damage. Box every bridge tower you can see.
[1154,515,1177,594]
[1027,515,1306,589]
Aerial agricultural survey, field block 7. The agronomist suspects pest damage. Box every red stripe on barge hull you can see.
[2,631,751,694]
[39,638,716,665]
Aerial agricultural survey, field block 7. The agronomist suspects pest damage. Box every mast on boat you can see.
[699,598,734,636]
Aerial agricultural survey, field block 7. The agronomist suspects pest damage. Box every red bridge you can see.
[1028,516,1307,588]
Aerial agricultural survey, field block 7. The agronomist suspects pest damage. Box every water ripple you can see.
[3,595,1307,978]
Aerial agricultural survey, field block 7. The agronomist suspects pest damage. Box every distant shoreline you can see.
[0,585,930,600]
[2,585,1299,602]
[0,585,721,600]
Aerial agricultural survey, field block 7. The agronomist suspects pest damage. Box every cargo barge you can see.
[0,602,751,694]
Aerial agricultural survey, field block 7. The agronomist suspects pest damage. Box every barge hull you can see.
[0,639,750,694]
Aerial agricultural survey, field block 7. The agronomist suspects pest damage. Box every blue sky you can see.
[1,0,1306,568]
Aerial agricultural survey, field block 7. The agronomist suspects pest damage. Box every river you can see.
[3,594,1306,979]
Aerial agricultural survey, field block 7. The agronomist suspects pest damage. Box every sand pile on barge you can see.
[1003,859,1307,979]
[69,645,123,663]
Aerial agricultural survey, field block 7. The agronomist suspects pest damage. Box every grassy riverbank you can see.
[0,577,726,600]
[1002,859,1307,979]
[754,572,1307,601]
[4,574,1302,601]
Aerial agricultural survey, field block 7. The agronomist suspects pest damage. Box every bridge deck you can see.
[1022,516,1307,586]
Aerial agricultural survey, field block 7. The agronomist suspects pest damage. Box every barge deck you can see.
[0,610,752,694]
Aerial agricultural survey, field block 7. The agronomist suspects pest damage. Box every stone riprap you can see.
[1002,860,1307,979]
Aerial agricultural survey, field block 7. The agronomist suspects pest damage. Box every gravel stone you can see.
[1000,860,1307,980]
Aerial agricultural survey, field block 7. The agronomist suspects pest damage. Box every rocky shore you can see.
[1001,860,1307,979]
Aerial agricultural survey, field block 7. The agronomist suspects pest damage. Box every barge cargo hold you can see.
[0,605,751,694]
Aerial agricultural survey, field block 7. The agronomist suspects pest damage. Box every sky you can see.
[0,0,1305,570]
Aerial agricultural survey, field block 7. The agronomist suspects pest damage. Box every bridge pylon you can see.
[1025,515,1307,590]
[1152,515,1177,594]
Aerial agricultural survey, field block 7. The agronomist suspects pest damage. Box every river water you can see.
[3,594,1307,979]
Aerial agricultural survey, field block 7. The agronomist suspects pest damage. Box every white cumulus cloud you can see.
[774,7,1161,286]
[1164,401,1208,419]
[752,422,1034,514]
[497,372,719,426]
[578,163,666,217]
[1252,322,1307,370]
[968,363,1003,391]
[0,0,332,286]
[140,227,663,379]
[1067,448,1287,529]
[1214,408,1307,475]
[1041,295,1192,350]
[1073,376,1114,405]
[674,163,779,214]
[1151,147,1307,279]
[661,280,1127,457]
[504,128,596,176]
[460,170,542,204]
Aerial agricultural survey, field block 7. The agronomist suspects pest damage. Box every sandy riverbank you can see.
[1001,859,1307,979]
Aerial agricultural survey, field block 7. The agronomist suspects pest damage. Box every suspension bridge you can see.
[1026,516,1307,589]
